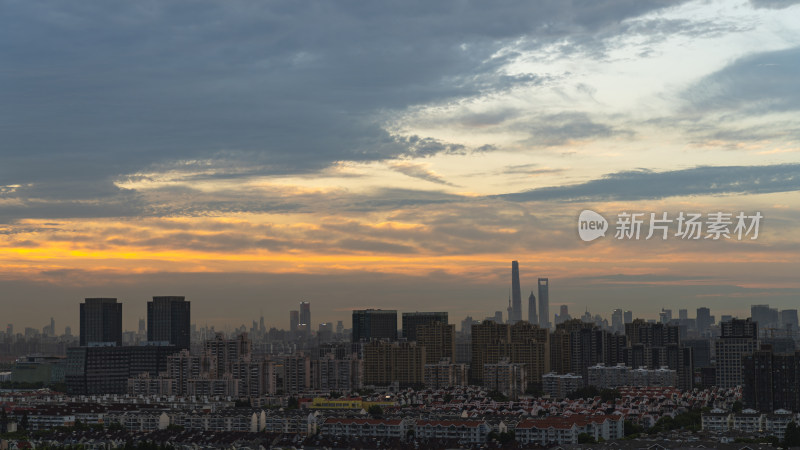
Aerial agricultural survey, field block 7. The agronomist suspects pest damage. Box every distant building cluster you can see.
[3,261,800,447]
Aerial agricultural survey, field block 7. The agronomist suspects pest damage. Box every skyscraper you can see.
[352,309,398,342]
[510,261,522,324]
[696,307,712,334]
[147,296,191,351]
[715,318,758,388]
[79,298,123,346]
[300,301,311,334]
[402,311,448,342]
[528,292,537,325]
[611,309,623,334]
[290,310,299,333]
[780,310,799,329]
[751,304,779,330]
[417,320,455,364]
[538,278,550,329]
[623,310,633,324]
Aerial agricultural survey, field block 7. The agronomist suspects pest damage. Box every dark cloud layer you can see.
[498,164,800,202]
[0,0,685,213]
[683,45,800,115]
[749,0,800,9]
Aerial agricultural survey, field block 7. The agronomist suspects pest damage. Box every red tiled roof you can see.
[415,419,486,428]
[323,417,404,426]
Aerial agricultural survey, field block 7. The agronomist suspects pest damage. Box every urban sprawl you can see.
[1,262,799,449]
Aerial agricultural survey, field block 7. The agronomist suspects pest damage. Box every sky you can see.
[1,0,800,333]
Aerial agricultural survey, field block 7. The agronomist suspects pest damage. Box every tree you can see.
[577,432,596,443]
[19,414,29,431]
[525,384,543,397]
[732,401,743,413]
[107,421,126,432]
[367,405,383,416]
[785,421,800,447]
[600,388,620,403]
[566,386,599,400]
[624,420,644,437]
[487,390,509,402]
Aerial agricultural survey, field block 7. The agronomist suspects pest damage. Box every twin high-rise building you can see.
[79,296,190,349]
[352,309,398,342]
[147,296,191,351]
[300,301,311,331]
[289,310,299,333]
[402,311,448,341]
[80,298,123,346]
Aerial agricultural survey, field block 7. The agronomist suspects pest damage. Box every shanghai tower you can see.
[510,261,522,323]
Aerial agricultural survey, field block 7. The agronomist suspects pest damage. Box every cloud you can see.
[497,164,800,202]
[0,0,687,219]
[749,0,800,9]
[683,46,800,115]
[390,162,457,186]
[521,112,631,146]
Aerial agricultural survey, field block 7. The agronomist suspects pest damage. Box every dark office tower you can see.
[696,307,712,334]
[290,310,299,333]
[623,311,633,324]
[300,302,311,331]
[538,278,550,329]
[147,296,191,351]
[528,292,537,325]
[779,309,799,329]
[611,309,623,334]
[683,339,712,369]
[752,304,779,330]
[80,298,122,346]
[402,312,448,342]
[352,309,398,342]
[510,261,522,324]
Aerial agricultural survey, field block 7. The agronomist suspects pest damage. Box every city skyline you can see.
[1,1,799,332]
[3,286,789,336]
